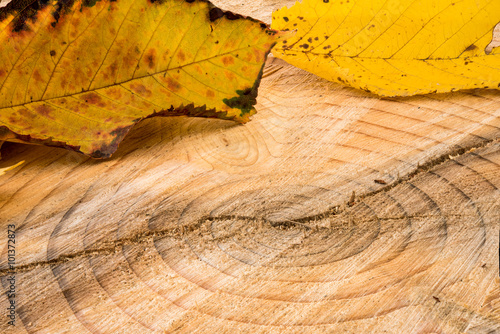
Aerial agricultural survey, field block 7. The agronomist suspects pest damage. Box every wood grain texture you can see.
[0,1,499,333]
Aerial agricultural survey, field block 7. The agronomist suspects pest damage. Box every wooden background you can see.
[1,1,500,332]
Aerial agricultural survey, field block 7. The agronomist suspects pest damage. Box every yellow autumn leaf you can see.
[271,0,500,96]
[0,0,280,158]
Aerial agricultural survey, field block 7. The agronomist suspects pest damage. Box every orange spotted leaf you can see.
[0,0,279,158]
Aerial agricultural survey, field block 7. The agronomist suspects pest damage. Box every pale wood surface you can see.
[1,1,500,333]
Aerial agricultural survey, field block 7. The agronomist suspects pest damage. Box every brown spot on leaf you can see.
[165,76,181,92]
[224,39,237,50]
[193,64,203,74]
[144,48,157,69]
[299,44,309,49]
[35,104,53,119]
[253,48,264,62]
[18,108,35,119]
[464,44,478,52]
[209,8,225,21]
[224,71,236,81]
[225,12,242,20]
[61,77,68,89]
[106,87,123,100]
[33,69,43,83]
[221,56,235,66]
[82,0,101,8]
[50,50,56,57]
[177,50,186,62]
[130,83,152,97]
[208,7,242,21]
[108,62,118,78]
[244,52,254,62]
[101,62,118,80]
[50,0,76,28]
[82,92,106,108]
[206,89,215,98]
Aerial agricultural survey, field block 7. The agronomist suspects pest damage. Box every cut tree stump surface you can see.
[1,1,500,333]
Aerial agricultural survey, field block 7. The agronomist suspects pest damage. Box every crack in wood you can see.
[0,210,491,275]
[2,137,499,275]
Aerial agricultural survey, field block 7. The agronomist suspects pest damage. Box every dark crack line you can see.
[353,136,500,203]
[0,211,492,275]
[0,225,186,275]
